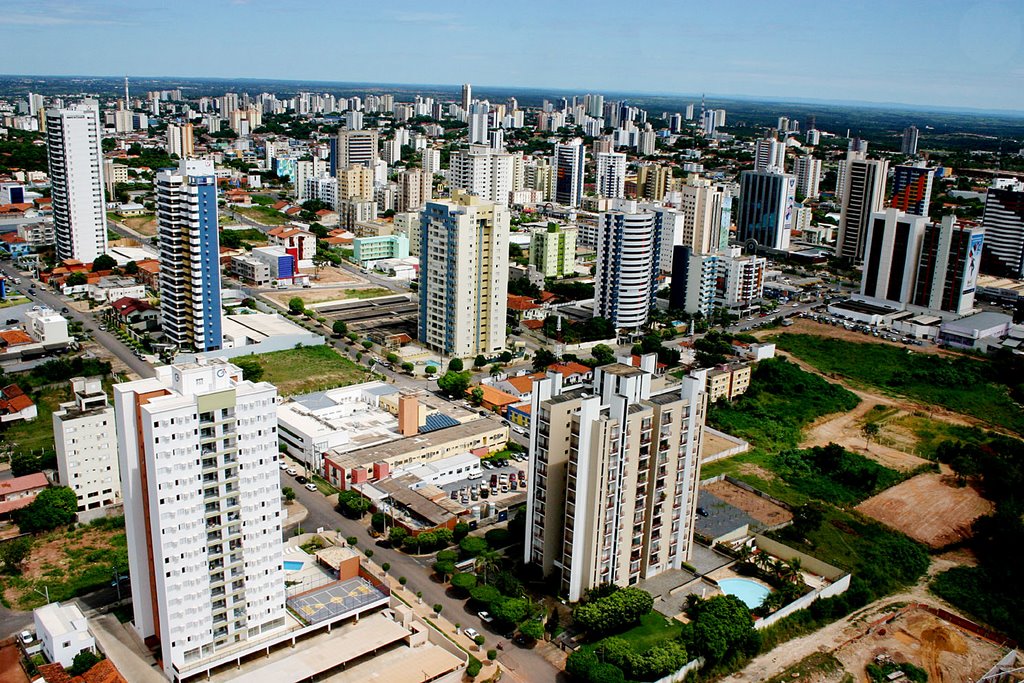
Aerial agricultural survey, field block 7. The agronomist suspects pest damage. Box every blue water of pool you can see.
[283,560,304,572]
[718,577,770,609]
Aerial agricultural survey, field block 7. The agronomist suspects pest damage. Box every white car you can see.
[19,630,33,644]
[477,611,493,623]
[286,468,298,476]
[279,462,288,470]
[463,627,481,640]
[304,482,317,492]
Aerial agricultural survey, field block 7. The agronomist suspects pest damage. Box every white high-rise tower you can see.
[46,105,108,263]
[115,359,285,681]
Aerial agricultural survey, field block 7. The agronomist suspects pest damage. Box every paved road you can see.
[0,263,155,379]
[282,472,562,683]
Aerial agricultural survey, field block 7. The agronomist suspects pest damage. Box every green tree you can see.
[433,559,456,581]
[91,254,117,272]
[388,526,408,546]
[862,421,880,449]
[66,272,88,287]
[532,347,558,371]
[448,357,464,372]
[336,490,369,518]
[459,535,488,558]
[281,486,296,503]
[424,365,438,376]
[572,587,654,636]
[332,320,348,336]
[288,297,305,315]
[469,387,485,406]
[371,512,386,532]
[491,596,530,625]
[401,362,414,374]
[474,354,487,368]
[566,649,599,681]
[437,370,471,398]
[450,572,477,593]
[689,595,760,665]
[469,584,501,606]
[123,260,139,275]
[453,522,470,541]
[312,250,331,279]
[489,363,502,377]
[474,548,502,584]
[0,536,31,573]
[591,344,615,366]
[68,651,102,676]
[234,357,264,382]
[499,351,514,363]
[14,487,78,533]
[518,618,545,641]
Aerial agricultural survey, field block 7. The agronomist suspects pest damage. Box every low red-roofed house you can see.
[547,361,593,386]
[0,231,31,257]
[0,202,33,215]
[467,384,520,415]
[506,294,545,323]
[0,471,48,518]
[81,659,129,683]
[272,200,290,211]
[495,372,546,399]
[36,662,74,683]
[0,384,37,423]
[0,329,35,349]
[315,208,339,227]
[522,319,544,331]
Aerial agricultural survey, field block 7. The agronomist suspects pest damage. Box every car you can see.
[61,307,69,313]
[464,627,481,640]
[279,462,288,470]
[518,471,526,481]
[696,507,709,517]
[500,485,509,493]
[5,318,16,325]
[490,487,499,496]
[304,482,317,492]
[482,461,493,470]
[98,324,107,331]
[286,468,298,476]
[510,480,518,491]
[19,630,33,644]
[295,476,309,485]
[470,490,478,501]
[480,488,490,499]
[477,611,494,623]
[450,490,458,500]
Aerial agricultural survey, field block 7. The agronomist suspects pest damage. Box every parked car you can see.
[279,462,288,470]
[477,611,493,623]
[295,476,308,485]
[304,482,317,492]
[464,627,481,640]
[286,468,298,476]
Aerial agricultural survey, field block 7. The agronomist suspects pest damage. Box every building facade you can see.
[46,105,107,263]
[52,376,120,522]
[737,170,795,251]
[524,359,707,601]
[981,178,1024,277]
[837,158,889,262]
[418,193,509,358]
[529,223,578,278]
[553,138,585,207]
[595,201,662,330]
[890,164,934,217]
[595,151,626,199]
[114,360,285,681]
[156,159,223,353]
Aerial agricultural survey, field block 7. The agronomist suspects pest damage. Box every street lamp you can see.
[33,586,50,604]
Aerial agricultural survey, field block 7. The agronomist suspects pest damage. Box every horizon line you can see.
[3,72,1024,119]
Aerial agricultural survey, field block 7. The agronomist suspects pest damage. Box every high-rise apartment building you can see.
[530,223,578,278]
[901,125,919,156]
[331,130,379,174]
[912,215,984,315]
[524,358,707,601]
[418,193,509,358]
[166,123,195,158]
[397,169,432,212]
[468,103,490,145]
[678,176,725,254]
[52,377,119,522]
[336,164,374,202]
[156,159,223,353]
[737,170,795,251]
[595,200,662,329]
[636,164,672,202]
[461,83,472,112]
[669,246,719,317]
[115,360,285,681]
[980,179,1024,277]
[449,145,514,205]
[46,105,107,263]
[595,151,626,199]
[890,163,934,217]
[753,137,786,173]
[861,208,927,304]
[835,144,868,205]
[422,148,441,176]
[553,138,585,207]
[793,155,821,199]
[837,158,889,262]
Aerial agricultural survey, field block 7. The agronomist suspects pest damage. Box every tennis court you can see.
[287,577,387,625]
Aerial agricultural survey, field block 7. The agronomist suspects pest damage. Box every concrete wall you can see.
[701,427,750,464]
[755,573,851,630]
[753,533,845,581]
[176,334,325,363]
[651,656,704,683]
[560,337,619,353]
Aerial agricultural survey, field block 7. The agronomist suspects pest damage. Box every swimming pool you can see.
[718,578,770,609]
[283,560,304,572]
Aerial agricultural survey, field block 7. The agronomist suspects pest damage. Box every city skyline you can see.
[2,0,1022,112]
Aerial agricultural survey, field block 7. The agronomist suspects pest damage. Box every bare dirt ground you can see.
[264,285,380,309]
[832,607,1006,683]
[704,430,742,460]
[121,214,158,236]
[304,265,363,286]
[856,468,993,548]
[0,639,29,683]
[83,340,138,379]
[735,558,1006,682]
[704,479,793,527]
[763,318,968,358]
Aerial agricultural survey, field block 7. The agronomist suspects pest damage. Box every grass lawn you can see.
[773,333,1024,436]
[888,413,990,460]
[613,611,684,651]
[343,288,391,300]
[0,295,30,309]
[312,475,339,496]
[3,384,70,454]
[1,518,128,610]
[235,205,288,225]
[248,344,369,395]
[251,194,277,206]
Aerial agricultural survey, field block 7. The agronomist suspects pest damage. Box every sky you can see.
[3,0,1023,112]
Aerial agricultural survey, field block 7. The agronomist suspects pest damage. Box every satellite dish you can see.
[744,239,758,254]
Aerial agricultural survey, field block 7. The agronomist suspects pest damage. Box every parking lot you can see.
[438,454,529,507]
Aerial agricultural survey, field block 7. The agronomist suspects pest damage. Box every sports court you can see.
[287,577,387,625]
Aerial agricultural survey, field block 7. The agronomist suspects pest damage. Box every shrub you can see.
[572,587,654,636]
[487,649,497,661]
[466,656,482,678]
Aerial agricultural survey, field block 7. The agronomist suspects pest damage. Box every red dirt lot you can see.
[0,638,30,683]
[703,479,793,527]
[855,469,993,549]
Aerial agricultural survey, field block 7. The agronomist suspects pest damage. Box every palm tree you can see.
[783,558,803,584]
[862,422,880,450]
[474,549,502,584]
